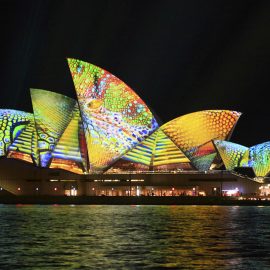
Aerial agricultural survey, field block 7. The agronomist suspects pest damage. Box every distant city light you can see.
[223,188,239,196]
[136,186,140,196]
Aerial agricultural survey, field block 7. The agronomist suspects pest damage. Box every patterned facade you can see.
[215,140,270,177]
[2,58,268,179]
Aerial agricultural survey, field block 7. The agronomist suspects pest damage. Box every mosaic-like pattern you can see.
[123,132,154,166]
[161,110,241,169]
[123,129,189,168]
[123,129,190,170]
[30,89,77,167]
[240,149,250,168]
[153,130,189,167]
[214,140,249,170]
[50,104,86,174]
[7,119,39,165]
[191,153,217,171]
[249,142,270,177]
[0,109,33,157]
[185,141,217,170]
[68,58,159,172]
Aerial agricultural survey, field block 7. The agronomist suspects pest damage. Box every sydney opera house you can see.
[0,58,269,197]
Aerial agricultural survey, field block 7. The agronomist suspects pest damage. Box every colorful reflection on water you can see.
[0,205,269,269]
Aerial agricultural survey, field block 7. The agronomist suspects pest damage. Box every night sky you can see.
[1,0,270,146]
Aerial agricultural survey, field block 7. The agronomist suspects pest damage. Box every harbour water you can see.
[0,205,269,269]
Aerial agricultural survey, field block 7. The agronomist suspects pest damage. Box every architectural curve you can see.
[0,109,33,157]
[49,103,88,174]
[161,110,242,170]
[249,142,270,177]
[213,140,249,170]
[67,58,159,172]
[30,89,78,167]
[123,128,190,170]
[7,116,39,166]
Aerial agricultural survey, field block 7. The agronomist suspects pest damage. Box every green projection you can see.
[185,141,217,171]
[7,119,39,165]
[161,110,241,170]
[123,129,190,169]
[249,142,270,177]
[123,132,154,166]
[2,60,264,179]
[214,140,270,177]
[50,104,87,174]
[191,153,217,171]
[0,109,33,157]
[30,89,77,167]
[213,140,249,171]
[68,58,158,172]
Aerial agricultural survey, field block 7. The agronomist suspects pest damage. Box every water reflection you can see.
[0,205,269,269]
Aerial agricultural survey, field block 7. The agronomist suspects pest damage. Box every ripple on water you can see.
[0,205,270,269]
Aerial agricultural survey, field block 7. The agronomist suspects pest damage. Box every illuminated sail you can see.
[161,110,241,170]
[186,141,217,171]
[0,109,33,157]
[7,118,39,165]
[214,140,249,170]
[123,129,190,168]
[30,89,77,167]
[249,142,270,177]
[50,104,87,174]
[191,153,217,171]
[68,58,158,172]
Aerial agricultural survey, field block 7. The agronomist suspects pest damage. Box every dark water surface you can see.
[0,205,270,269]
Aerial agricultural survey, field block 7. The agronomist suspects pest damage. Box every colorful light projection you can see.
[123,131,154,166]
[68,58,159,172]
[153,130,189,168]
[186,141,217,171]
[123,129,190,169]
[192,153,217,171]
[214,140,270,177]
[161,110,241,170]
[249,142,270,177]
[213,140,249,170]
[7,119,39,165]
[50,104,87,174]
[30,89,77,167]
[0,109,33,157]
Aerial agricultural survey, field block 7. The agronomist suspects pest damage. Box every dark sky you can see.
[1,0,270,146]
